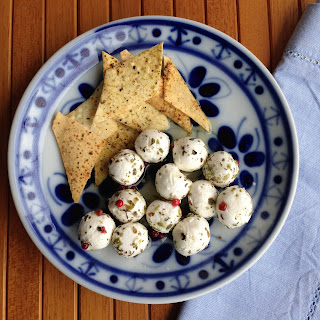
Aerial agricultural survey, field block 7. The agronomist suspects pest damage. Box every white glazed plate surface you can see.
[8,16,298,304]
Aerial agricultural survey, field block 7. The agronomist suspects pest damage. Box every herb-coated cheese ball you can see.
[216,186,254,229]
[109,149,144,186]
[135,129,170,163]
[202,151,239,187]
[108,189,146,223]
[172,137,208,172]
[172,214,210,256]
[78,210,116,250]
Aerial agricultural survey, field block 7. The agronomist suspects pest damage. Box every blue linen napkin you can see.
[178,3,320,320]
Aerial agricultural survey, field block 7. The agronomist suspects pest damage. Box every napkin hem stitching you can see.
[285,50,320,66]
[306,282,320,319]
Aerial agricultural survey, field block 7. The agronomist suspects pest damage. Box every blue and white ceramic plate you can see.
[8,16,298,304]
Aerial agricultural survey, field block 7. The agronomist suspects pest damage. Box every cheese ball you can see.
[108,189,146,223]
[78,210,116,250]
[155,163,192,200]
[146,200,182,233]
[172,214,211,256]
[111,222,149,258]
[216,186,254,229]
[188,180,218,218]
[135,129,170,163]
[202,151,239,187]
[109,149,144,186]
[172,137,208,172]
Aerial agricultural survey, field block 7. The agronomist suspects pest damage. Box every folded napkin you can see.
[179,4,320,320]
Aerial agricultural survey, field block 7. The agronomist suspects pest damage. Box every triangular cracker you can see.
[52,112,105,202]
[67,82,118,139]
[93,44,168,132]
[120,50,192,133]
[94,123,139,186]
[163,56,210,132]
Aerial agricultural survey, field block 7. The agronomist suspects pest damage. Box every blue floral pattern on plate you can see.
[8,17,298,303]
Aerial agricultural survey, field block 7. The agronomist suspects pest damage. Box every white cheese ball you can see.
[172,214,211,256]
[146,200,182,233]
[155,163,192,200]
[216,186,254,229]
[108,189,146,223]
[203,151,239,187]
[173,137,208,172]
[109,149,144,186]
[111,222,149,258]
[135,129,170,163]
[188,180,218,218]
[78,211,116,250]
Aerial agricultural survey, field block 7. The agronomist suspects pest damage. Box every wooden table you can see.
[0,0,315,319]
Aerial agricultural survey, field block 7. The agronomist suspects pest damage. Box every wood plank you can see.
[0,0,12,318]
[8,0,45,319]
[115,301,149,320]
[238,0,270,69]
[111,0,141,20]
[175,0,205,23]
[42,1,78,320]
[45,0,77,59]
[79,288,114,320]
[143,0,173,15]
[43,259,78,320]
[78,0,110,35]
[206,0,238,40]
[268,0,299,70]
[150,304,182,320]
[77,3,115,319]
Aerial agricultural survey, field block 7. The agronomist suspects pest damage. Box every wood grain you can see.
[79,287,114,320]
[238,0,270,69]
[42,1,78,319]
[111,0,141,20]
[0,0,12,318]
[43,260,78,320]
[206,0,238,40]
[45,0,77,59]
[143,0,174,15]
[175,0,205,23]
[8,0,45,319]
[115,301,149,320]
[78,0,110,34]
[268,0,299,70]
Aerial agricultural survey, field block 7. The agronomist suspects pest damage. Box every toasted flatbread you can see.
[102,52,121,78]
[52,112,105,203]
[93,43,168,132]
[94,123,139,186]
[120,50,192,133]
[67,82,118,139]
[163,56,210,132]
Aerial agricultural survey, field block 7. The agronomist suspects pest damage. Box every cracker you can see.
[94,123,139,186]
[67,82,118,139]
[93,43,168,132]
[163,56,210,132]
[52,112,105,203]
[120,50,192,133]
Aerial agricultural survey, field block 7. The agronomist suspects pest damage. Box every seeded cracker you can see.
[120,49,192,133]
[93,43,169,132]
[52,112,105,203]
[163,56,210,132]
[67,82,118,139]
[94,52,139,186]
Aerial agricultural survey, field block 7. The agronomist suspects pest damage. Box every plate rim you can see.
[8,15,299,304]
